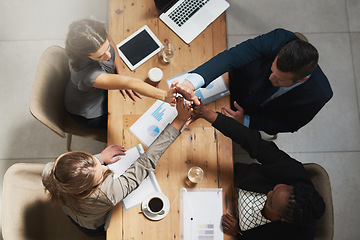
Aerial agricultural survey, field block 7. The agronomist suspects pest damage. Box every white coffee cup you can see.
[148,67,163,83]
[143,196,165,215]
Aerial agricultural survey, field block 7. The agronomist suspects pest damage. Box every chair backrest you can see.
[30,46,107,143]
[303,163,334,240]
[1,163,105,240]
[30,46,70,138]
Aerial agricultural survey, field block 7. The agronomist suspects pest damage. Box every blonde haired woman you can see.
[42,97,192,236]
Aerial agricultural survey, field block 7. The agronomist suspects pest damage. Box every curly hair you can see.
[279,182,325,225]
[276,39,319,80]
[65,19,108,71]
[42,151,112,216]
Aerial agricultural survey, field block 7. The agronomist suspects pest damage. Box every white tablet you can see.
[116,25,163,71]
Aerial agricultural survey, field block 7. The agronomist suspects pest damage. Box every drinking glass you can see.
[186,166,204,187]
[161,41,175,62]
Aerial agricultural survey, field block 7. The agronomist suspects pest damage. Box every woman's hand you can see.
[164,81,177,106]
[120,89,142,102]
[171,97,193,130]
[101,145,127,164]
[222,213,240,237]
[187,98,218,125]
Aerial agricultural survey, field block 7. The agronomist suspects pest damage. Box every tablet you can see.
[116,25,163,71]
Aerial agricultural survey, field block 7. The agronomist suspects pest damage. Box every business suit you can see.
[212,113,318,240]
[192,28,333,135]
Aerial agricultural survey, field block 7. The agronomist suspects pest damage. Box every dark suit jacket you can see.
[192,28,333,135]
[212,113,318,240]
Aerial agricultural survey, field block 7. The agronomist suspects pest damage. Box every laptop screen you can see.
[154,0,175,14]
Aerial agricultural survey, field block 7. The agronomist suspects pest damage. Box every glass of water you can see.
[161,40,175,63]
[186,166,204,187]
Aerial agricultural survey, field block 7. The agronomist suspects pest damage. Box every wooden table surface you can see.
[107,1,234,239]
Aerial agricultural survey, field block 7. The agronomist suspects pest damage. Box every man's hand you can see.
[120,89,142,102]
[221,101,245,124]
[222,213,240,237]
[175,80,200,105]
[101,145,127,164]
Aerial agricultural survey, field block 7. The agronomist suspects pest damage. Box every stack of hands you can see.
[101,81,240,163]
[171,81,246,125]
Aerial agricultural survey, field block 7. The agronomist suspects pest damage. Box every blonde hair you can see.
[43,151,112,216]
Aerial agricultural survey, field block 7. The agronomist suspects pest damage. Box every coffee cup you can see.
[143,196,165,215]
[148,67,163,83]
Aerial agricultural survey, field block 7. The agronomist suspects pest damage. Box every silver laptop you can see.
[154,0,230,44]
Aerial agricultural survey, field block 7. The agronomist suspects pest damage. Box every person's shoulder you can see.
[307,66,333,98]
[265,28,297,41]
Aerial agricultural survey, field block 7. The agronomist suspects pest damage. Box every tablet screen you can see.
[118,28,161,68]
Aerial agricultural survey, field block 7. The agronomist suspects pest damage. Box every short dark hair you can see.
[276,40,319,80]
[280,182,325,225]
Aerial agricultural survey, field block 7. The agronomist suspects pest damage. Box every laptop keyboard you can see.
[168,0,210,27]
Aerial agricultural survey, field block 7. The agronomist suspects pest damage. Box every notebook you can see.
[154,0,230,44]
[180,188,223,240]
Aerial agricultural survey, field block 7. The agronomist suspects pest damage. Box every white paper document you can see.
[107,144,162,210]
[166,72,230,105]
[129,100,178,147]
[180,188,223,240]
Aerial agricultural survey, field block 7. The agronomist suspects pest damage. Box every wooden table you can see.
[107,1,234,239]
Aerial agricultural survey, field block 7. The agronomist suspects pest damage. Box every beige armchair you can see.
[304,163,334,240]
[30,46,107,151]
[1,163,105,240]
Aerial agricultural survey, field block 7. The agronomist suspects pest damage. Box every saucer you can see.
[141,192,170,221]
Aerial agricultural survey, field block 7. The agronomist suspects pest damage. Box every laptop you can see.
[154,0,230,44]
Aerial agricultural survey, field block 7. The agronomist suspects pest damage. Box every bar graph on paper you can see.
[151,102,166,121]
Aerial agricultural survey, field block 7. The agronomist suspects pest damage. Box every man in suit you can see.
[189,101,325,240]
[176,28,333,135]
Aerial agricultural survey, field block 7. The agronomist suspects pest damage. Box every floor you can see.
[0,0,359,239]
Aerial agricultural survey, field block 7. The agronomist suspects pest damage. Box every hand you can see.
[176,96,193,122]
[120,89,142,102]
[171,97,193,130]
[175,81,200,105]
[164,81,178,107]
[222,213,240,237]
[221,101,245,124]
[187,98,207,124]
[101,145,127,164]
[187,98,217,125]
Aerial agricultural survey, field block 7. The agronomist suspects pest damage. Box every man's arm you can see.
[177,29,297,103]
[190,28,296,86]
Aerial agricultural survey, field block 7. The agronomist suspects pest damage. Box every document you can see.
[107,144,162,210]
[180,188,223,240]
[129,100,178,147]
[166,72,230,105]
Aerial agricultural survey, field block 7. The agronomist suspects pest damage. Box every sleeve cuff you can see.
[184,73,205,90]
[244,115,250,128]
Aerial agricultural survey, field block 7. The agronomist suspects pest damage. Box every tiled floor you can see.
[0,0,359,239]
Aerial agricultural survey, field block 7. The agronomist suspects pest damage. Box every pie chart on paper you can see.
[147,125,160,137]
